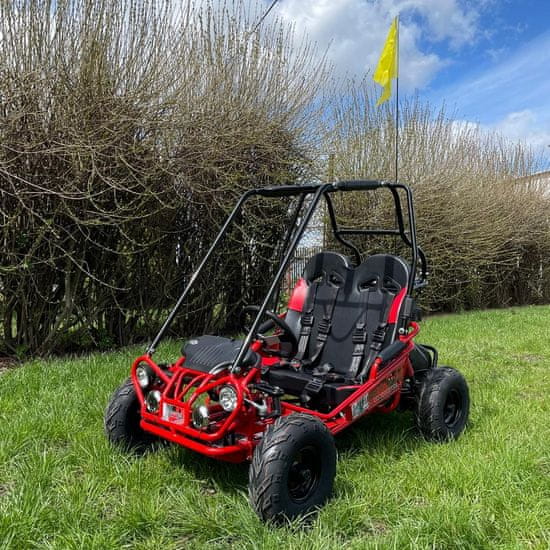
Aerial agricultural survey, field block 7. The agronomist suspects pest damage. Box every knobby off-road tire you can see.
[249,413,337,524]
[415,366,469,441]
[104,378,156,452]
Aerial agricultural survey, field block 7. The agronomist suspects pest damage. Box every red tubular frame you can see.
[131,322,419,462]
[125,181,427,464]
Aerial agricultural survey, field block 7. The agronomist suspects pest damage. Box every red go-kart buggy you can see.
[105,180,469,523]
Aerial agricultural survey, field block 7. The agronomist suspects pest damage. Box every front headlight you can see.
[136,364,152,388]
[192,405,210,429]
[145,390,161,413]
[218,385,238,412]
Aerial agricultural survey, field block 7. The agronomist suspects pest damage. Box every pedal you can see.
[252,381,284,397]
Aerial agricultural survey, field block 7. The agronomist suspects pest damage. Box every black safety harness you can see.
[357,322,388,381]
[295,278,340,366]
[348,280,391,381]
[292,273,397,401]
[347,289,371,380]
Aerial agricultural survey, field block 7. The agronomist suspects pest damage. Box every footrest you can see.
[377,341,407,364]
[252,381,284,397]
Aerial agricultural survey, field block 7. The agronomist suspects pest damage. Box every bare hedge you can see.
[0,0,328,356]
[324,84,550,311]
[1,3,548,358]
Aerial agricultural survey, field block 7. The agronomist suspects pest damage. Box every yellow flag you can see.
[373,17,398,106]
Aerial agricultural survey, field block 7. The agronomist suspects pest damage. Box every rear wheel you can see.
[415,367,469,441]
[104,378,156,452]
[249,414,336,524]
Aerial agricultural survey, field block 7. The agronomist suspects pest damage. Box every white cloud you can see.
[450,111,550,154]
[493,110,550,149]
[398,0,479,48]
[450,119,482,135]
[274,0,482,90]
[432,30,550,150]
[485,47,507,62]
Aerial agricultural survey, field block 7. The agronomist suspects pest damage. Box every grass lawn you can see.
[0,306,549,549]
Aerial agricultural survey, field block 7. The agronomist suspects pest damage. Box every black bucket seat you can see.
[263,251,410,405]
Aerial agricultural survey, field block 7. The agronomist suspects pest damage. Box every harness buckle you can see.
[352,322,367,344]
[289,359,302,371]
[301,314,314,327]
[372,323,387,343]
[370,341,383,352]
[317,318,331,334]
[303,377,324,395]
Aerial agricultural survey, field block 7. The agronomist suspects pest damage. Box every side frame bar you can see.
[230,184,329,371]
[147,185,329,357]
[270,193,307,310]
[147,190,255,354]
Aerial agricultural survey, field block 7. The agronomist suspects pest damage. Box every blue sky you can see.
[271,0,550,152]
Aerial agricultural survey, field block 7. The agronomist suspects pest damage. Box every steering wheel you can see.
[240,305,298,358]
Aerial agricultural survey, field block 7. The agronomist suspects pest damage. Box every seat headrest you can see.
[303,252,351,285]
[355,254,409,292]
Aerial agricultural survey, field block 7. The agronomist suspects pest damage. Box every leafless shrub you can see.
[2,3,548,358]
[0,0,328,356]
[324,82,550,311]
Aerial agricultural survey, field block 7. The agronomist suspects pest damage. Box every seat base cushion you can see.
[262,366,355,408]
[182,335,257,373]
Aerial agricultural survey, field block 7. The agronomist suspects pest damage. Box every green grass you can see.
[1,306,549,549]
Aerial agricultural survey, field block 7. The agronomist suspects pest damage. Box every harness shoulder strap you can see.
[347,289,371,379]
[295,281,319,360]
[357,292,392,381]
[307,283,340,365]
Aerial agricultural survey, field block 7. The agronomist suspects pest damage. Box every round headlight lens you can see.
[218,385,238,412]
[145,390,161,413]
[136,364,151,388]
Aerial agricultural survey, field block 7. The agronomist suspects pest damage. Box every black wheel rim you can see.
[443,388,462,428]
[287,445,322,503]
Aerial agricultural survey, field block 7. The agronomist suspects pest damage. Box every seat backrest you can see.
[302,251,352,284]
[294,252,409,376]
[356,254,409,293]
[284,252,351,338]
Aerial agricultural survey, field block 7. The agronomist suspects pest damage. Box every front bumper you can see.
[140,418,253,463]
[133,354,262,462]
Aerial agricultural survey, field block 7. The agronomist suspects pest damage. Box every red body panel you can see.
[287,277,308,311]
[388,287,407,324]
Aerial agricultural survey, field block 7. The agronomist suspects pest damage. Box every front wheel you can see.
[415,366,470,441]
[248,414,336,524]
[104,378,156,452]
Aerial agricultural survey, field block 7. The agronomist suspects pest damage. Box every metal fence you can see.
[281,245,324,296]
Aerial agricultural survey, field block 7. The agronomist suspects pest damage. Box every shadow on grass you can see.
[165,410,425,495]
[167,446,249,494]
[336,411,422,454]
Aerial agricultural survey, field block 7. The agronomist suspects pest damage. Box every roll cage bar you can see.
[147,180,428,369]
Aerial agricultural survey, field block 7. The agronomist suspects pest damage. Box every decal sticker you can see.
[351,393,369,418]
[162,403,184,424]
[370,374,399,407]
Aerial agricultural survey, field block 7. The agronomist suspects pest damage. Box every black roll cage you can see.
[147,180,428,370]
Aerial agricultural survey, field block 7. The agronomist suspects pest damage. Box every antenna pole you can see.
[395,15,400,184]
